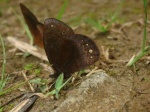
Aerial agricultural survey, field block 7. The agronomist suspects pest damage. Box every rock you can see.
[53,72,130,112]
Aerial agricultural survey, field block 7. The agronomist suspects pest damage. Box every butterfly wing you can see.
[20,3,43,48]
[70,34,100,66]
[43,18,99,77]
[61,34,100,76]
[43,18,75,76]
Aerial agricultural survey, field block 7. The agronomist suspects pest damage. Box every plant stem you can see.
[127,0,148,66]
[0,81,27,96]
[142,0,147,53]
[0,35,6,91]
[57,0,68,20]
[127,51,147,66]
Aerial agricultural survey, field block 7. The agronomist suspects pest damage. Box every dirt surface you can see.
[0,0,150,112]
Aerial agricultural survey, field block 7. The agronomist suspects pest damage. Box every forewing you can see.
[20,3,43,48]
[43,18,74,75]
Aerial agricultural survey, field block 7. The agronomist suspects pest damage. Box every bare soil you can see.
[0,0,150,112]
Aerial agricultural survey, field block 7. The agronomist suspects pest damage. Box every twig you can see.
[86,67,105,77]
[39,63,55,75]
[9,95,38,112]
[21,71,35,92]
[7,36,48,61]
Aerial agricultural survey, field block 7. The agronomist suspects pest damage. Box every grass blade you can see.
[57,0,68,20]
[127,0,149,66]
[55,73,64,89]
[142,0,147,52]
[0,34,6,92]
[85,18,107,32]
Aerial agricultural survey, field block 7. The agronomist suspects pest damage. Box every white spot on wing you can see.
[89,49,93,53]
[51,24,54,27]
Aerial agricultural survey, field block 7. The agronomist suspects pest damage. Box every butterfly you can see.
[20,3,100,77]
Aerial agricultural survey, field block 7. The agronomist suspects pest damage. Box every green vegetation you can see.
[0,107,3,112]
[0,35,7,92]
[85,9,118,33]
[56,0,68,20]
[127,0,150,66]
[23,63,34,70]
[23,63,41,75]
[85,18,110,33]
[85,0,124,33]
[0,81,28,96]
[30,73,72,99]
[0,0,10,2]
[30,77,49,93]
[46,73,72,99]
[67,14,82,26]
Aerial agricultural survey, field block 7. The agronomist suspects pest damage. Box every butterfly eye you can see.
[62,31,66,35]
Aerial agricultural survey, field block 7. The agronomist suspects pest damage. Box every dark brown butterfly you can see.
[20,3,100,77]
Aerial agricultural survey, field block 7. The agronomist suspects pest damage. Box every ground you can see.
[0,0,150,112]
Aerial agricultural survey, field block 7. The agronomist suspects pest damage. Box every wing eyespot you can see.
[62,31,66,35]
